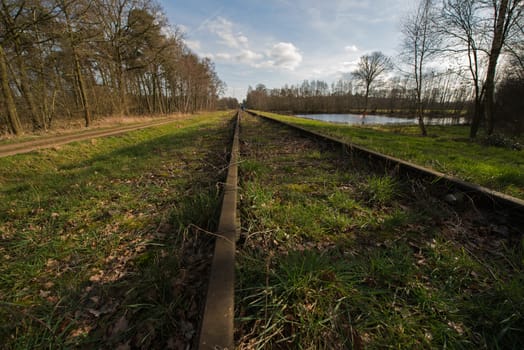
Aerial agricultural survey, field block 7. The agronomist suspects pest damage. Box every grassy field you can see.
[0,111,235,348]
[256,111,524,200]
[236,114,523,349]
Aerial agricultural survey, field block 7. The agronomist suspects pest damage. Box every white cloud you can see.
[236,49,264,64]
[216,53,232,60]
[206,17,249,49]
[200,17,302,71]
[177,24,189,34]
[161,0,415,99]
[338,60,359,74]
[268,42,302,70]
[184,40,201,51]
[238,35,249,46]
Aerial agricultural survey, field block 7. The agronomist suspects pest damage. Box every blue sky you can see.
[159,0,412,101]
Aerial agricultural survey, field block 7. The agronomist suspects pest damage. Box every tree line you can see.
[246,0,523,137]
[246,73,469,117]
[0,0,225,135]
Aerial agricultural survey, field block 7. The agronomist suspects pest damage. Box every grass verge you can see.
[0,114,189,146]
[0,111,234,348]
[236,114,523,349]
[254,111,524,200]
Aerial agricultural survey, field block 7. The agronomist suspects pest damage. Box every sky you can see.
[159,0,412,101]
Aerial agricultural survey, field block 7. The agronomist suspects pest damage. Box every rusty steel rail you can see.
[198,111,240,350]
[247,110,524,227]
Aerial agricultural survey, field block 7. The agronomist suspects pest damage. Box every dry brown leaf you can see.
[46,259,59,268]
[89,270,104,282]
[87,308,102,318]
[69,325,92,338]
[39,290,51,298]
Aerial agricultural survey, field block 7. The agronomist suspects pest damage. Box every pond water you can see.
[295,113,466,126]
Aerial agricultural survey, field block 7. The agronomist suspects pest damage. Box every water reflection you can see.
[295,114,466,125]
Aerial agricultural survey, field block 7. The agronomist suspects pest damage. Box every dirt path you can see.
[0,117,178,157]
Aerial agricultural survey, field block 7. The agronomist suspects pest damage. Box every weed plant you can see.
[236,114,523,349]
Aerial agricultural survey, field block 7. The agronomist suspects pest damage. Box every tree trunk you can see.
[416,70,428,136]
[364,83,370,114]
[469,105,481,138]
[155,71,165,114]
[484,0,510,135]
[0,45,23,135]
[418,115,427,136]
[14,46,45,131]
[73,50,92,127]
[416,69,428,136]
[468,42,483,138]
[65,6,92,128]
[469,95,484,138]
[116,60,128,116]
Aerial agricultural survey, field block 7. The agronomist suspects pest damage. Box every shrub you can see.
[480,134,522,150]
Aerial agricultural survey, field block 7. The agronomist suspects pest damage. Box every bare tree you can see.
[0,0,225,135]
[244,73,471,117]
[440,0,486,137]
[439,0,522,137]
[400,0,441,136]
[482,0,522,135]
[351,51,392,115]
[55,0,95,127]
[0,0,49,131]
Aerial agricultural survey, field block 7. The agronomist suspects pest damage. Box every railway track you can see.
[247,110,524,227]
[199,110,524,349]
